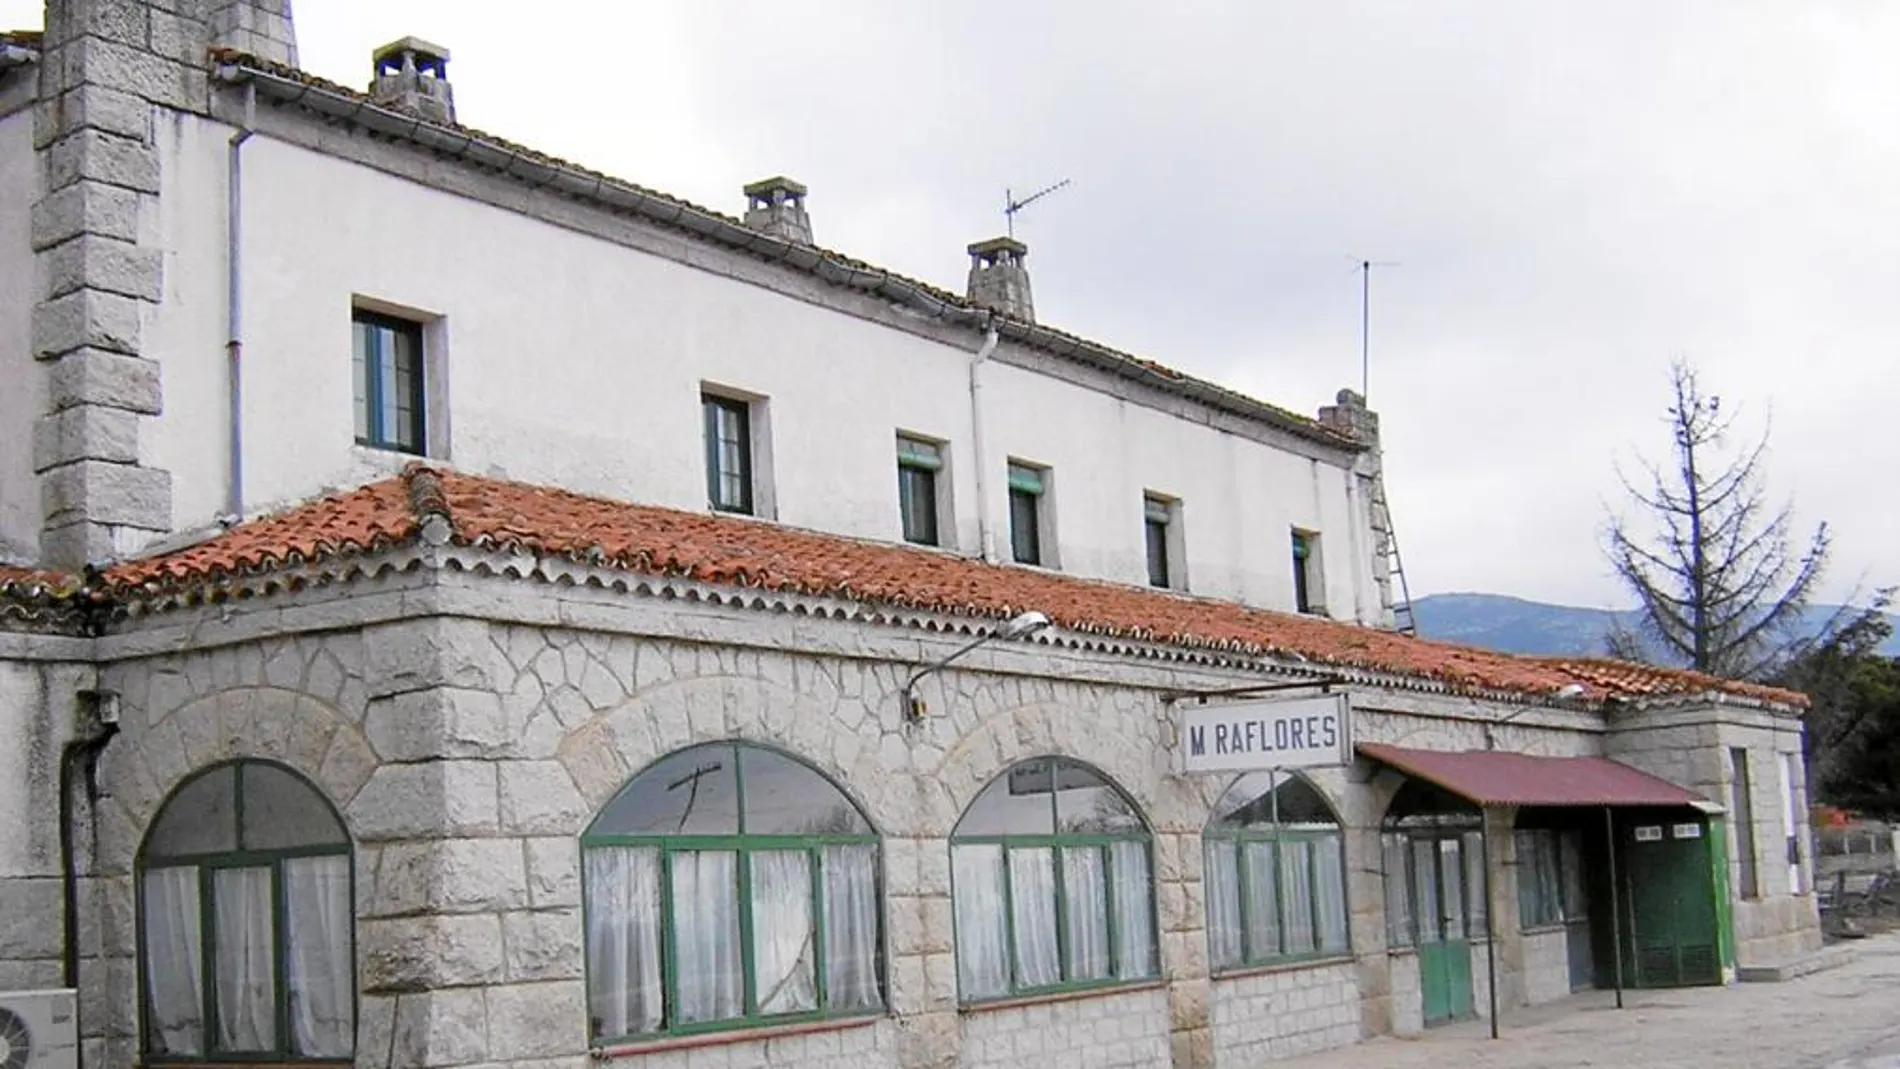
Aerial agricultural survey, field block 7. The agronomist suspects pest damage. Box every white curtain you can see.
[1382,834,1413,948]
[1109,842,1155,980]
[822,845,882,1011]
[585,847,664,1039]
[751,851,817,1015]
[1314,835,1350,954]
[1281,840,1317,954]
[670,851,743,1024]
[1008,848,1060,988]
[213,866,276,1052]
[1205,840,1242,969]
[952,845,1009,998]
[284,856,353,1057]
[1060,847,1110,981]
[142,867,204,1055]
[1242,841,1280,958]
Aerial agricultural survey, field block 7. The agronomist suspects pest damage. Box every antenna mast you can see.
[1357,259,1399,399]
[1005,179,1072,238]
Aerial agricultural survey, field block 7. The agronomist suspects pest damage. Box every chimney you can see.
[966,237,1034,322]
[1318,388,1379,445]
[370,37,455,125]
[743,176,813,245]
[207,0,298,67]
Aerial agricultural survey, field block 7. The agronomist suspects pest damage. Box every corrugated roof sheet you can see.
[1358,742,1711,808]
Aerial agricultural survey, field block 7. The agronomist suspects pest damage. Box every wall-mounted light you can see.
[901,611,1053,725]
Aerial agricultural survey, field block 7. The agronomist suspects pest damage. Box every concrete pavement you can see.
[1271,936,1900,1069]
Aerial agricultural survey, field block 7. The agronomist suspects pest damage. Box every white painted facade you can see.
[9,96,1383,621]
[0,100,39,562]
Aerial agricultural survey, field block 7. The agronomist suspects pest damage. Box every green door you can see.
[1623,817,1721,987]
[1414,836,1474,1023]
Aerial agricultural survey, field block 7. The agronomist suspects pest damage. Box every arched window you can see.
[950,757,1157,1001]
[582,742,882,1043]
[1380,779,1485,950]
[137,760,353,1062]
[1203,772,1350,969]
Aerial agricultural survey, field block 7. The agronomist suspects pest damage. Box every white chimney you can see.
[370,37,455,125]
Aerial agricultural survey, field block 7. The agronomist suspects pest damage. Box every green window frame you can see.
[1203,772,1351,970]
[581,742,884,1044]
[136,759,355,1064]
[703,394,754,514]
[1007,462,1047,566]
[1381,780,1486,948]
[949,757,1158,1003]
[351,310,426,454]
[897,435,944,546]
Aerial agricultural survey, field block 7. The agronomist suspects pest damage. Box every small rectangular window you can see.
[897,435,944,546]
[352,311,426,454]
[1143,494,1175,589]
[703,394,754,514]
[1779,752,1804,894]
[1291,530,1323,614]
[1007,462,1048,566]
[1730,748,1759,900]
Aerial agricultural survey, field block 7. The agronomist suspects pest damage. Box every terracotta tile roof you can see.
[90,466,1808,710]
[0,564,81,599]
[203,50,1355,452]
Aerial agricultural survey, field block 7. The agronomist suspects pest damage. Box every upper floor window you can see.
[897,435,945,546]
[139,760,353,1062]
[703,393,755,514]
[1204,772,1350,969]
[1008,462,1051,566]
[1144,494,1181,589]
[1292,530,1323,614]
[582,743,883,1043]
[951,757,1157,1001]
[352,311,425,453]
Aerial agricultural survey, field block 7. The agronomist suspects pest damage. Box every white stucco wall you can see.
[140,112,1380,619]
[0,104,41,562]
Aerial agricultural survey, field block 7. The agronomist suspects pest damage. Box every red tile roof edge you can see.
[202,49,1357,453]
[67,466,1809,712]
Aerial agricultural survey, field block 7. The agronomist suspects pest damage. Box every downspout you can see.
[59,714,119,990]
[226,83,256,520]
[969,314,1000,562]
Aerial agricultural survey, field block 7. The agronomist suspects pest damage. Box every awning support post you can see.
[1605,806,1626,1009]
[1482,810,1499,1039]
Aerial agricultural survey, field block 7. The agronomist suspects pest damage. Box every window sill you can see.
[959,978,1165,1015]
[1521,923,1568,936]
[1212,953,1355,982]
[590,1014,880,1060]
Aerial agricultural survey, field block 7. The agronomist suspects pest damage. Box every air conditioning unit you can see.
[0,990,78,1069]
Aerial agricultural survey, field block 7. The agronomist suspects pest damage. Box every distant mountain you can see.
[1411,593,1900,660]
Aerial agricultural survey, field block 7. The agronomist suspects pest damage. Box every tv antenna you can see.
[1356,259,1400,400]
[1005,179,1072,238]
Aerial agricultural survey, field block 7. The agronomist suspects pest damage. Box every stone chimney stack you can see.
[966,237,1034,322]
[370,37,455,125]
[207,0,298,66]
[743,177,813,245]
[1318,388,1380,446]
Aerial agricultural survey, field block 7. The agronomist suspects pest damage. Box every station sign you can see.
[1178,693,1351,774]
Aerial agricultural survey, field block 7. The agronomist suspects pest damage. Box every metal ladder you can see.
[1368,477,1417,636]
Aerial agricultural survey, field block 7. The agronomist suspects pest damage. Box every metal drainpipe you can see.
[226,84,256,521]
[969,315,1000,562]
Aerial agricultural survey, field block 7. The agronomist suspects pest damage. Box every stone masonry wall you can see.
[60,569,1648,1069]
[0,652,94,998]
[961,988,1171,1069]
[1210,960,1360,1066]
[1521,929,1571,1006]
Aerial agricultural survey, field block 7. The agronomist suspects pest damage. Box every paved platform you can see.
[1271,935,1900,1069]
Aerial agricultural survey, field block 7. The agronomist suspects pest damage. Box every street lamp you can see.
[901,610,1053,725]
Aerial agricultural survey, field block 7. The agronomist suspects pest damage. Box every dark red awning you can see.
[1357,742,1714,809]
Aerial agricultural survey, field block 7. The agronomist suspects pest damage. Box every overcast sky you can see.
[9,1,1896,609]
